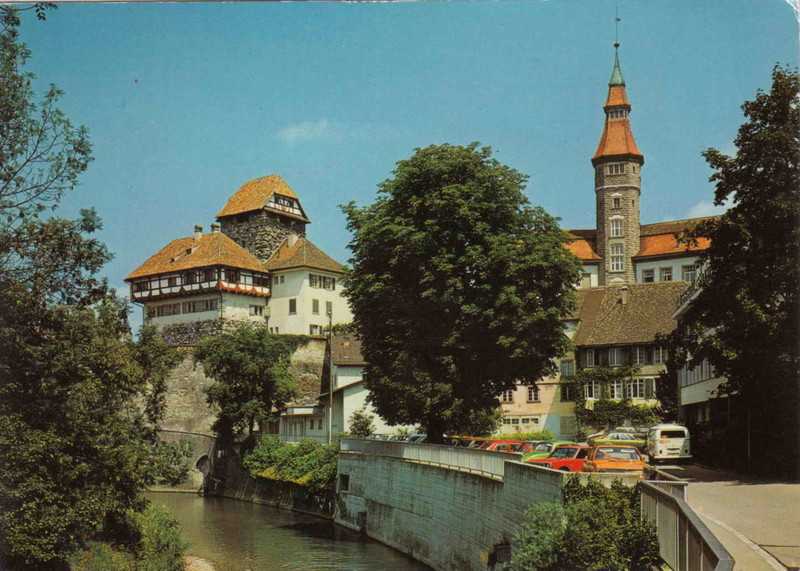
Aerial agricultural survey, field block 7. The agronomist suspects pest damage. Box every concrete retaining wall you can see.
[336,453,563,571]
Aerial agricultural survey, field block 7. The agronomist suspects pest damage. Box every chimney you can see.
[193,225,203,241]
[211,223,220,233]
[621,285,629,305]
[287,233,299,248]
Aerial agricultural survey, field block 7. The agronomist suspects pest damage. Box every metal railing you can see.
[339,438,515,480]
[280,434,329,444]
[640,480,734,571]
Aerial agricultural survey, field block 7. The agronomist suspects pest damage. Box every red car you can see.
[525,445,591,472]
[479,440,534,453]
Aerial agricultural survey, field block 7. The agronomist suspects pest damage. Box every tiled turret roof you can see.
[216,174,309,222]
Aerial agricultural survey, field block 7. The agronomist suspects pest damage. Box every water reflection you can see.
[145,493,431,571]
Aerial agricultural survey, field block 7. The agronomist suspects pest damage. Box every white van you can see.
[647,424,691,463]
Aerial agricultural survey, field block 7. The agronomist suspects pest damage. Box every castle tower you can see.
[216,175,310,263]
[591,44,643,285]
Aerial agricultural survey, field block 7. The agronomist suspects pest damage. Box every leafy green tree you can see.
[670,65,800,478]
[194,325,299,439]
[342,143,581,441]
[0,9,185,567]
[348,408,375,437]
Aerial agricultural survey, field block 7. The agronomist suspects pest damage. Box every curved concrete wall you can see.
[335,452,563,571]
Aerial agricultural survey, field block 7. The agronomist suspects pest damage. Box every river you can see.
[145,492,432,571]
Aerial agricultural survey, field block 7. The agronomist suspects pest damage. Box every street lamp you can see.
[327,309,333,444]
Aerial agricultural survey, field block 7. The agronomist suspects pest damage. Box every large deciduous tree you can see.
[194,325,299,440]
[671,65,800,478]
[342,143,582,441]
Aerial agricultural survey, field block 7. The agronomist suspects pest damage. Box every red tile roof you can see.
[126,232,266,280]
[265,237,345,273]
[216,174,309,221]
[635,217,717,258]
[604,85,631,107]
[592,118,642,162]
[566,230,601,261]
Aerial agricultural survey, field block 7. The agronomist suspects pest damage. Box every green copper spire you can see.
[609,43,625,86]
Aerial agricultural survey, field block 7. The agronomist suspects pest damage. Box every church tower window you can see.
[610,218,624,237]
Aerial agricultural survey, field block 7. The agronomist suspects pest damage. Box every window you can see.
[326,301,333,317]
[653,345,667,364]
[133,281,147,293]
[682,264,697,283]
[560,359,574,378]
[582,349,596,368]
[631,346,647,365]
[527,386,540,403]
[607,164,625,175]
[612,197,621,209]
[289,298,297,314]
[250,305,264,317]
[155,303,182,317]
[560,384,576,401]
[312,299,320,314]
[309,274,336,290]
[642,269,654,283]
[610,380,624,399]
[627,378,646,399]
[610,218,623,237]
[203,268,216,282]
[225,269,239,283]
[584,380,600,400]
[609,348,623,366]
[660,267,673,281]
[184,271,197,285]
[610,244,624,272]
[510,418,520,425]
[310,324,323,335]
[500,390,514,403]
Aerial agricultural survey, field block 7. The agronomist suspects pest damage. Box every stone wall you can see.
[157,430,217,491]
[159,318,230,347]
[219,210,307,263]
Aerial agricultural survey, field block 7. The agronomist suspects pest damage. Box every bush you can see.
[349,408,376,437]
[70,542,136,571]
[512,476,659,571]
[126,505,185,571]
[243,435,339,491]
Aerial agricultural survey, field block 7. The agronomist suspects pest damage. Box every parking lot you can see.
[659,464,800,570]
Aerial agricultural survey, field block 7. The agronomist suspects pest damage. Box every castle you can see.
[126,174,352,343]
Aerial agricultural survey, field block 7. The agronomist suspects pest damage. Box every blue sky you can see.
[16,1,799,331]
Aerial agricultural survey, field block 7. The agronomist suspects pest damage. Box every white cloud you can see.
[685,199,731,219]
[277,119,333,144]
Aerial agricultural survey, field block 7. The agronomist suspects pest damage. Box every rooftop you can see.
[126,230,266,280]
[216,174,309,221]
[265,236,346,274]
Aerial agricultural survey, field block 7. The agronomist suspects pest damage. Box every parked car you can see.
[368,434,390,440]
[407,434,427,444]
[478,440,534,453]
[587,431,647,452]
[525,445,591,472]
[582,445,645,474]
[647,424,691,463]
[465,438,490,449]
[521,440,575,462]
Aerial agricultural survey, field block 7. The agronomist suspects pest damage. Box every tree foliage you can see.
[512,477,659,571]
[0,10,185,567]
[670,65,800,477]
[348,408,375,437]
[243,435,339,492]
[342,143,581,440]
[194,325,299,439]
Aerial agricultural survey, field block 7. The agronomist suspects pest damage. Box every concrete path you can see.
[660,464,800,571]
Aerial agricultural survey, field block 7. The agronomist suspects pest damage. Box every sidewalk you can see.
[661,465,800,570]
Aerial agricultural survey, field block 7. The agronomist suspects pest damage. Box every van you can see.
[647,424,691,463]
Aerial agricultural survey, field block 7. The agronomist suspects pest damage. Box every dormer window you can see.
[608,164,625,175]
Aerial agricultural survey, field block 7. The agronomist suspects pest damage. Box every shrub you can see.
[512,476,659,571]
[126,505,186,571]
[243,435,339,491]
[70,542,136,571]
[492,430,553,441]
[349,408,376,437]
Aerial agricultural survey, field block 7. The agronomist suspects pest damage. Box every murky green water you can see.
[145,492,431,571]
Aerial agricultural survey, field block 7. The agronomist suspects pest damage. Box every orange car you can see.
[582,445,645,474]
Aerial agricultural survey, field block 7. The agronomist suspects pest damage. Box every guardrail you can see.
[280,434,329,444]
[647,469,690,500]
[640,480,734,571]
[339,438,515,480]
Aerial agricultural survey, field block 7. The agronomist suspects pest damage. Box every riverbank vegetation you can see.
[243,436,339,492]
[512,476,659,571]
[0,7,188,568]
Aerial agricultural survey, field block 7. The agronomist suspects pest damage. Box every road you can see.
[660,464,800,571]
